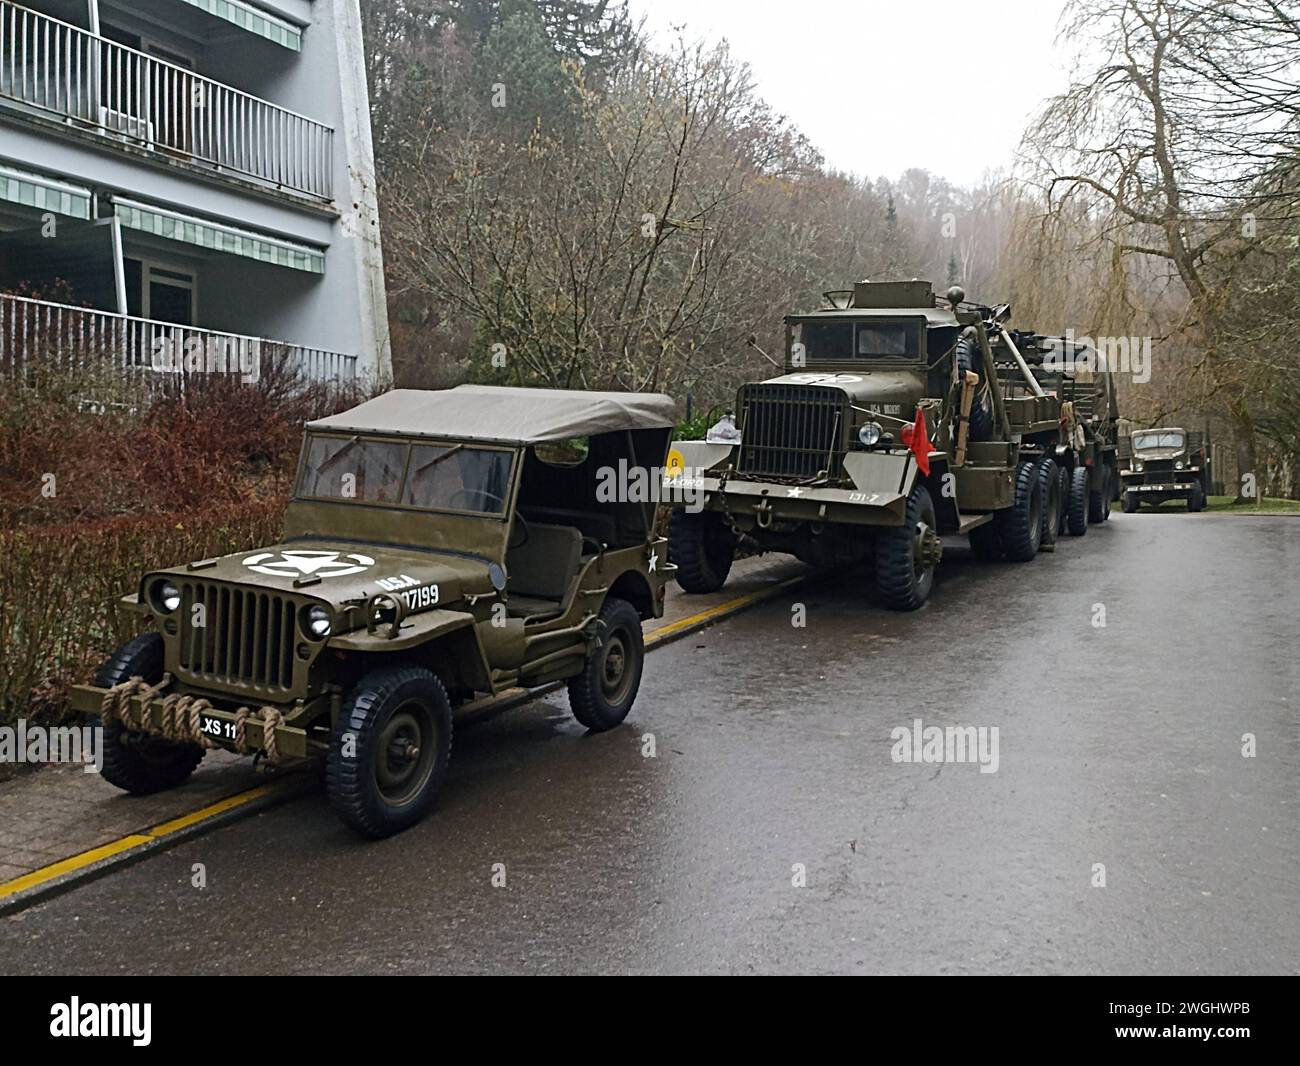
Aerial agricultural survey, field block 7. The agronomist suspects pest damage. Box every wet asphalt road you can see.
[2,513,1297,975]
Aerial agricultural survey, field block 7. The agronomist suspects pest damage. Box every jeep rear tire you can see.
[669,509,735,594]
[568,596,645,731]
[1037,458,1061,551]
[875,483,940,610]
[1067,467,1090,536]
[327,666,453,838]
[93,633,205,795]
[996,461,1043,562]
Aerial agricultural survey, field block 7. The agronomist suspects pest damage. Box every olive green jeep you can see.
[71,386,676,837]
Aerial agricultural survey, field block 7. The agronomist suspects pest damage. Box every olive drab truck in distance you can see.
[70,386,676,838]
[1118,427,1211,512]
[663,280,1115,611]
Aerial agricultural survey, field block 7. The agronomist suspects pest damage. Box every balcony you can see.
[0,291,357,392]
[0,1,334,201]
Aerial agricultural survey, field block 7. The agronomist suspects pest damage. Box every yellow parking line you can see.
[1,572,803,906]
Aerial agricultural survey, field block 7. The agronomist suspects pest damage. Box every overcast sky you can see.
[627,0,1073,188]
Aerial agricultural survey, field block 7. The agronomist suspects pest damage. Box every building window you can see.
[125,258,196,325]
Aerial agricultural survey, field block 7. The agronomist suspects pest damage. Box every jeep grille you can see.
[176,581,299,695]
[736,383,846,480]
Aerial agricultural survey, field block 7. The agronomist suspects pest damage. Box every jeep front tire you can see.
[93,632,205,795]
[327,665,453,838]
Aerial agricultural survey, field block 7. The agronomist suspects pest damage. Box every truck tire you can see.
[1037,458,1061,550]
[1067,467,1089,535]
[1188,483,1205,512]
[93,632,205,795]
[568,596,645,731]
[1088,467,1109,523]
[1057,466,1070,535]
[327,665,453,838]
[875,483,940,610]
[669,509,735,594]
[968,519,1003,561]
[1122,490,1139,513]
[955,336,994,442]
[995,460,1043,562]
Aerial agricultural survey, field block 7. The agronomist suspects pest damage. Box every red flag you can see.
[900,406,932,476]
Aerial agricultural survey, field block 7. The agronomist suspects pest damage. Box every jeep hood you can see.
[148,540,499,609]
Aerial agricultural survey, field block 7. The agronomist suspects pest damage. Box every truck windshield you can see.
[792,320,919,361]
[298,436,514,515]
[1132,431,1184,451]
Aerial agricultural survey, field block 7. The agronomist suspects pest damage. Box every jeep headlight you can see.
[1134,460,1143,472]
[858,422,884,448]
[301,604,333,640]
[150,579,181,614]
[1175,459,1185,470]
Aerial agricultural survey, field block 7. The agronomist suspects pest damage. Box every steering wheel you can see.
[508,512,530,550]
[448,487,505,513]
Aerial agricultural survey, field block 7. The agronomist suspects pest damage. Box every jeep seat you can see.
[505,521,582,618]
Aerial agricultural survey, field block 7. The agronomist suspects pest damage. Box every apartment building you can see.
[0,0,390,389]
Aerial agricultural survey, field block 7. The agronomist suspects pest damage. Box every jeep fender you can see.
[328,608,496,691]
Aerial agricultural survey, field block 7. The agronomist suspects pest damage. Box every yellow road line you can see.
[1,572,802,905]
[0,784,282,902]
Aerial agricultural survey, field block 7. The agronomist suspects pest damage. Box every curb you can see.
[0,567,806,916]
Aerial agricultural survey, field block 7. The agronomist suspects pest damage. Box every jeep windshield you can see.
[298,435,514,515]
[1132,431,1184,451]
[791,319,920,361]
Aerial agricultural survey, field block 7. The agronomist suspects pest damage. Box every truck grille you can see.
[177,581,298,694]
[1143,459,1175,483]
[736,383,846,480]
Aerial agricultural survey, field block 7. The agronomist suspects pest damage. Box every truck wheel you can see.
[1122,491,1139,513]
[93,632,205,795]
[327,666,452,838]
[955,336,994,441]
[875,484,940,610]
[1057,466,1070,535]
[1088,468,1109,523]
[568,596,644,731]
[1187,483,1205,512]
[1067,467,1089,535]
[996,461,1043,562]
[669,509,735,594]
[968,519,1003,561]
[1037,458,1061,550]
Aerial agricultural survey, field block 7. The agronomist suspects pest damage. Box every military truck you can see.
[70,386,675,837]
[1118,427,1210,512]
[664,280,1078,611]
[1002,330,1121,536]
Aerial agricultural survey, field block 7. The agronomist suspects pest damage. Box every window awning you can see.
[0,164,92,219]
[175,0,303,51]
[112,197,326,274]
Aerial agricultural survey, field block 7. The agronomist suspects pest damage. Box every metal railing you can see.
[0,2,334,199]
[0,292,357,390]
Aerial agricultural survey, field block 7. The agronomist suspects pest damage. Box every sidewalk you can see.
[0,554,806,887]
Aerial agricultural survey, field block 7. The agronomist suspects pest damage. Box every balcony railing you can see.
[1,292,357,391]
[0,2,334,200]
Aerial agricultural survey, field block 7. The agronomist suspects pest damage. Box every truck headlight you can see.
[150,579,181,614]
[301,605,332,640]
[858,422,884,447]
[1134,460,1143,472]
[1175,459,1185,470]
